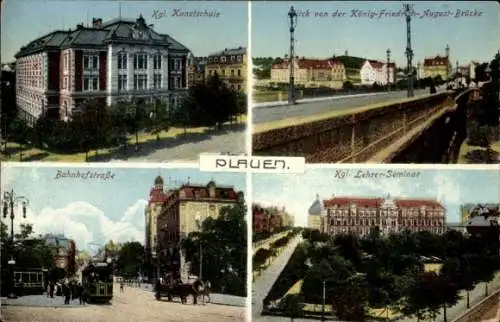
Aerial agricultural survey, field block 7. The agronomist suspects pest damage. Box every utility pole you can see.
[386,48,391,91]
[404,3,414,98]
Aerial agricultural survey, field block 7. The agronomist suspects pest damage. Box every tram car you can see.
[81,262,113,303]
[13,269,46,295]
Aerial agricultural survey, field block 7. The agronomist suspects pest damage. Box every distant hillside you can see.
[335,55,366,70]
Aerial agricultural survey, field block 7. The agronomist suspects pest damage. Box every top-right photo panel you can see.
[251,1,500,164]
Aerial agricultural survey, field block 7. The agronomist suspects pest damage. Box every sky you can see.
[252,1,500,66]
[1,0,248,63]
[252,166,500,227]
[0,164,246,253]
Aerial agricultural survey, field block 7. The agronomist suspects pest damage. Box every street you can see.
[253,235,302,318]
[1,283,246,322]
[252,89,433,124]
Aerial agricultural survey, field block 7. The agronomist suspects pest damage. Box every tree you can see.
[331,274,370,322]
[182,199,247,296]
[279,294,305,322]
[253,248,272,272]
[115,241,144,278]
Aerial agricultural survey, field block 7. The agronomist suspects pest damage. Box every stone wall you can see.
[253,92,455,163]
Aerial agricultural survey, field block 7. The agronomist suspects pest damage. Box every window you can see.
[133,74,148,90]
[117,53,128,69]
[174,77,181,89]
[64,54,69,71]
[231,55,235,61]
[153,54,162,70]
[118,75,127,91]
[63,76,68,90]
[237,84,241,91]
[83,75,99,91]
[173,58,181,71]
[237,55,242,62]
[237,69,241,77]
[153,74,162,89]
[134,53,148,69]
[83,55,99,70]
[231,69,235,76]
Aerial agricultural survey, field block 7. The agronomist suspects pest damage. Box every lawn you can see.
[458,137,500,164]
[0,119,247,162]
[279,278,401,319]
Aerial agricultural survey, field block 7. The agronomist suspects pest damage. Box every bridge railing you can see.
[253,92,456,163]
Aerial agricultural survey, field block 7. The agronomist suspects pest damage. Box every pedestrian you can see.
[120,281,124,293]
[78,283,84,305]
[49,281,54,298]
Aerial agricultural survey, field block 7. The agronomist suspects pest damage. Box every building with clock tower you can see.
[14,15,190,125]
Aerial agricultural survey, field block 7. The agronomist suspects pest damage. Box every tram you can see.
[13,269,45,295]
[81,262,113,303]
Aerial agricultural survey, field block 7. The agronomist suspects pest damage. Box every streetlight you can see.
[404,3,414,98]
[195,213,203,281]
[2,189,29,245]
[7,257,17,298]
[321,280,326,321]
[288,6,298,105]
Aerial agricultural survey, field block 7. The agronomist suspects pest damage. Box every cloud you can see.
[11,201,145,252]
[120,199,148,231]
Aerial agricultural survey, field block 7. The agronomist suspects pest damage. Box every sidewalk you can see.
[1,294,84,308]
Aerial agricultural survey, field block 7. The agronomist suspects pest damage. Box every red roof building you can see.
[423,56,449,67]
[317,195,446,236]
[270,57,346,85]
[145,176,243,280]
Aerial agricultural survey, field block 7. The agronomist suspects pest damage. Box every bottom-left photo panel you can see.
[0,163,248,322]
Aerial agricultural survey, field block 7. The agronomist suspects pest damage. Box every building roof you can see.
[272,57,344,69]
[308,194,324,216]
[323,196,443,209]
[365,60,396,69]
[178,183,239,200]
[15,16,190,58]
[209,46,246,57]
[423,56,449,67]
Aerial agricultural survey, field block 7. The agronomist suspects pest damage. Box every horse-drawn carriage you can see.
[154,276,210,304]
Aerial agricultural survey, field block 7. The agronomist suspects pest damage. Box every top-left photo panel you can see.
[0,0,248,163]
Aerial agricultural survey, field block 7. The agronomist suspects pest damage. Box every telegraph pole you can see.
[386,48,391,91]
[404,3,414,98]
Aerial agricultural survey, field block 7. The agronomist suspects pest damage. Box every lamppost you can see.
[2,189,29,245]
[195,213,203,281]
[321,280,326,321]
[288,6,298,105]
[7,257,17,298]
[404,3,414,98]
[386,48,391,91]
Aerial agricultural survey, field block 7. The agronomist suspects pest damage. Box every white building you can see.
[360,60,396,86]
[15,15,190,125]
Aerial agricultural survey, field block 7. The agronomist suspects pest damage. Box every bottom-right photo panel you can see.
[251,166,500,322]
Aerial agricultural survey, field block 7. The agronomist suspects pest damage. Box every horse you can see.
[193,280,211,304]
[155,279,198,304]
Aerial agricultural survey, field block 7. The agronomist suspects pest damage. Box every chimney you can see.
[92,18,103,29]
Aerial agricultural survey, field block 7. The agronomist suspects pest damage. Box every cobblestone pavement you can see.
[1,284,247,322]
